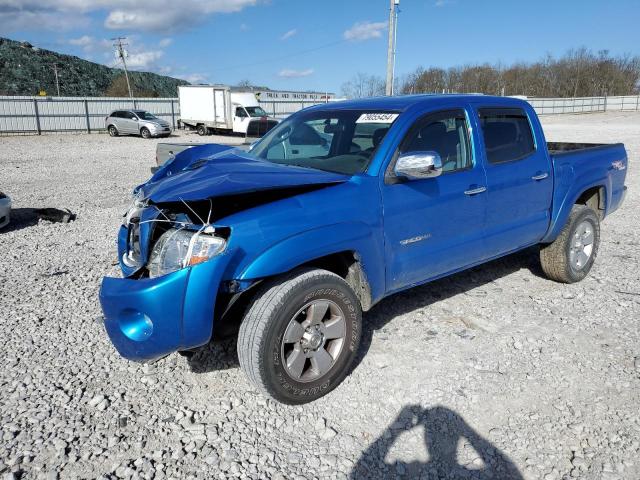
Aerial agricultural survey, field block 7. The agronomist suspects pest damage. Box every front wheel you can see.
[238,268,362,404]
[540,205,600,283]
[140,127,151,139]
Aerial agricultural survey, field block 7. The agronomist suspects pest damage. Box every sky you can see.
[2,0,639,94]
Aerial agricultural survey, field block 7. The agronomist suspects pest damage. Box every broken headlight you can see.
[147,228,226,278]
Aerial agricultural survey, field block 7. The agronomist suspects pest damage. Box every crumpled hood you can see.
[141,143,349,203]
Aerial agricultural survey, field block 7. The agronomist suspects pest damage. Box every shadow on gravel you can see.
[2,207,76,233]
[2,207,39,232]
[186,337,240,373]
[352,247,544,372]
[351,405,523,480]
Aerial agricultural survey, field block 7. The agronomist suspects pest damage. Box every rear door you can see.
[382,108,488,292]
[475,106,553,257]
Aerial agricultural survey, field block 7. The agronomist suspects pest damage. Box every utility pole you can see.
[51,63,60,96]
[112,37,133,98]
[385,0,400,96]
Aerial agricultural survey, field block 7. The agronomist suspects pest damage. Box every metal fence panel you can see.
[527,95,638,115]
[1,94,638,135]
[0,96,180,135]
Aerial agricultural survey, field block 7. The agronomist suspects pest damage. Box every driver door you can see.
[233,107,249,134]
[382,108,489,292]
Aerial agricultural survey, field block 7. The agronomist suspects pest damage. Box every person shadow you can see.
[351,405,523,480]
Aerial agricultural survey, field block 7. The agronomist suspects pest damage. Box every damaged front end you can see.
[99,145,350,362]
[100,199,232,363]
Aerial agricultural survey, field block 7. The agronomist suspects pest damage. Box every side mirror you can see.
[394,151,443,180]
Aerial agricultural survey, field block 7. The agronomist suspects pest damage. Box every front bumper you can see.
[148,124,173,137]
[0,197,11,229]
[99,256,229,362]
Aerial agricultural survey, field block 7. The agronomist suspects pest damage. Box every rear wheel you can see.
[108,125,118,137]
[140,127,151,139]
[238,268,362,404]
[540,205,600,283]
[197,124,208,136]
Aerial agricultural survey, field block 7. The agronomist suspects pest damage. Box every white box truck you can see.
[178,85,279,137]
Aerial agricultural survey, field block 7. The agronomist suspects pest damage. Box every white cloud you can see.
[435,0,456,6]
[280,28,297,40]
[0,9,89,32]
[179,73,208,84]
[240,23,249,31]
[278,68,314,78]
[1,0,263,33]
[343,21,387,42]
[159,37,173,47]
[66,35,111,54]
[68,35,93,47]
[124,50,165,69]
[104,0,261,32]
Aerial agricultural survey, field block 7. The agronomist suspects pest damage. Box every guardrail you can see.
[1,94,638,135]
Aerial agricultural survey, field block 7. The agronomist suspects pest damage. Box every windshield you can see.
[248,110,399,175]
[246,106,268,117]
[135,111,158,121]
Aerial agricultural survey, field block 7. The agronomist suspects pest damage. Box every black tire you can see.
[197,124,208,136]
[238,268,362,404]
[540,205,600,283]
[108,125,118,137]
[140,127,151,139]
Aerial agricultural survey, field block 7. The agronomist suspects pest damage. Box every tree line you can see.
[342,49,640,99]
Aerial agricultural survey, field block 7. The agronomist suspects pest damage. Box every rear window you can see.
[479,108,535,164]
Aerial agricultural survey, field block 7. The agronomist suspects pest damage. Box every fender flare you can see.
[238,222,385,306]
[543,180,608,243]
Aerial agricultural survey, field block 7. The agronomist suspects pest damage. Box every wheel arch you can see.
[237,223,383,308]
[212,249,374,341]
[543,183,607,243]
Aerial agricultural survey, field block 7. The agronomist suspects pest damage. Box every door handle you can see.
[464,186,487,196]
[532,172,549,181]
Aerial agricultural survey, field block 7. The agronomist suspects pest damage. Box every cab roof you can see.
[309,94,529,112]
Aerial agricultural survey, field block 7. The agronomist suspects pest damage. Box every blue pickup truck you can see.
[100,95,628,404]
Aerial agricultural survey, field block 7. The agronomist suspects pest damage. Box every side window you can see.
[235,107,247,118]
[112,111,122,118]
[399,110,472,173]
[479,108,535,164]
[125,111,137,120]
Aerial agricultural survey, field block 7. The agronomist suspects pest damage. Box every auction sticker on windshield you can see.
[356,113,399,124]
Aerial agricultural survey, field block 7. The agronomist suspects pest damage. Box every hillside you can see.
[0,37,189,97]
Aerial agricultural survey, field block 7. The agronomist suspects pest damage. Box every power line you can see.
[112,37,133,98]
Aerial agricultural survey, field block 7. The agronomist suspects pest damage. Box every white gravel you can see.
[0,113,639,480]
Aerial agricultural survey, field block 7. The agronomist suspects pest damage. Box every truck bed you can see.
[547,142,616,155]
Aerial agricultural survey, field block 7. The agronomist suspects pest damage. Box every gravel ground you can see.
[0,113,639,480]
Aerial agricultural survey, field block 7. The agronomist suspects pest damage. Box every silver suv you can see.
[105,110,172,139]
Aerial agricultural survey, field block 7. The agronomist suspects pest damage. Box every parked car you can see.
[0,191,10,229]
[99,95,628,404]
[105,110,172,139]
